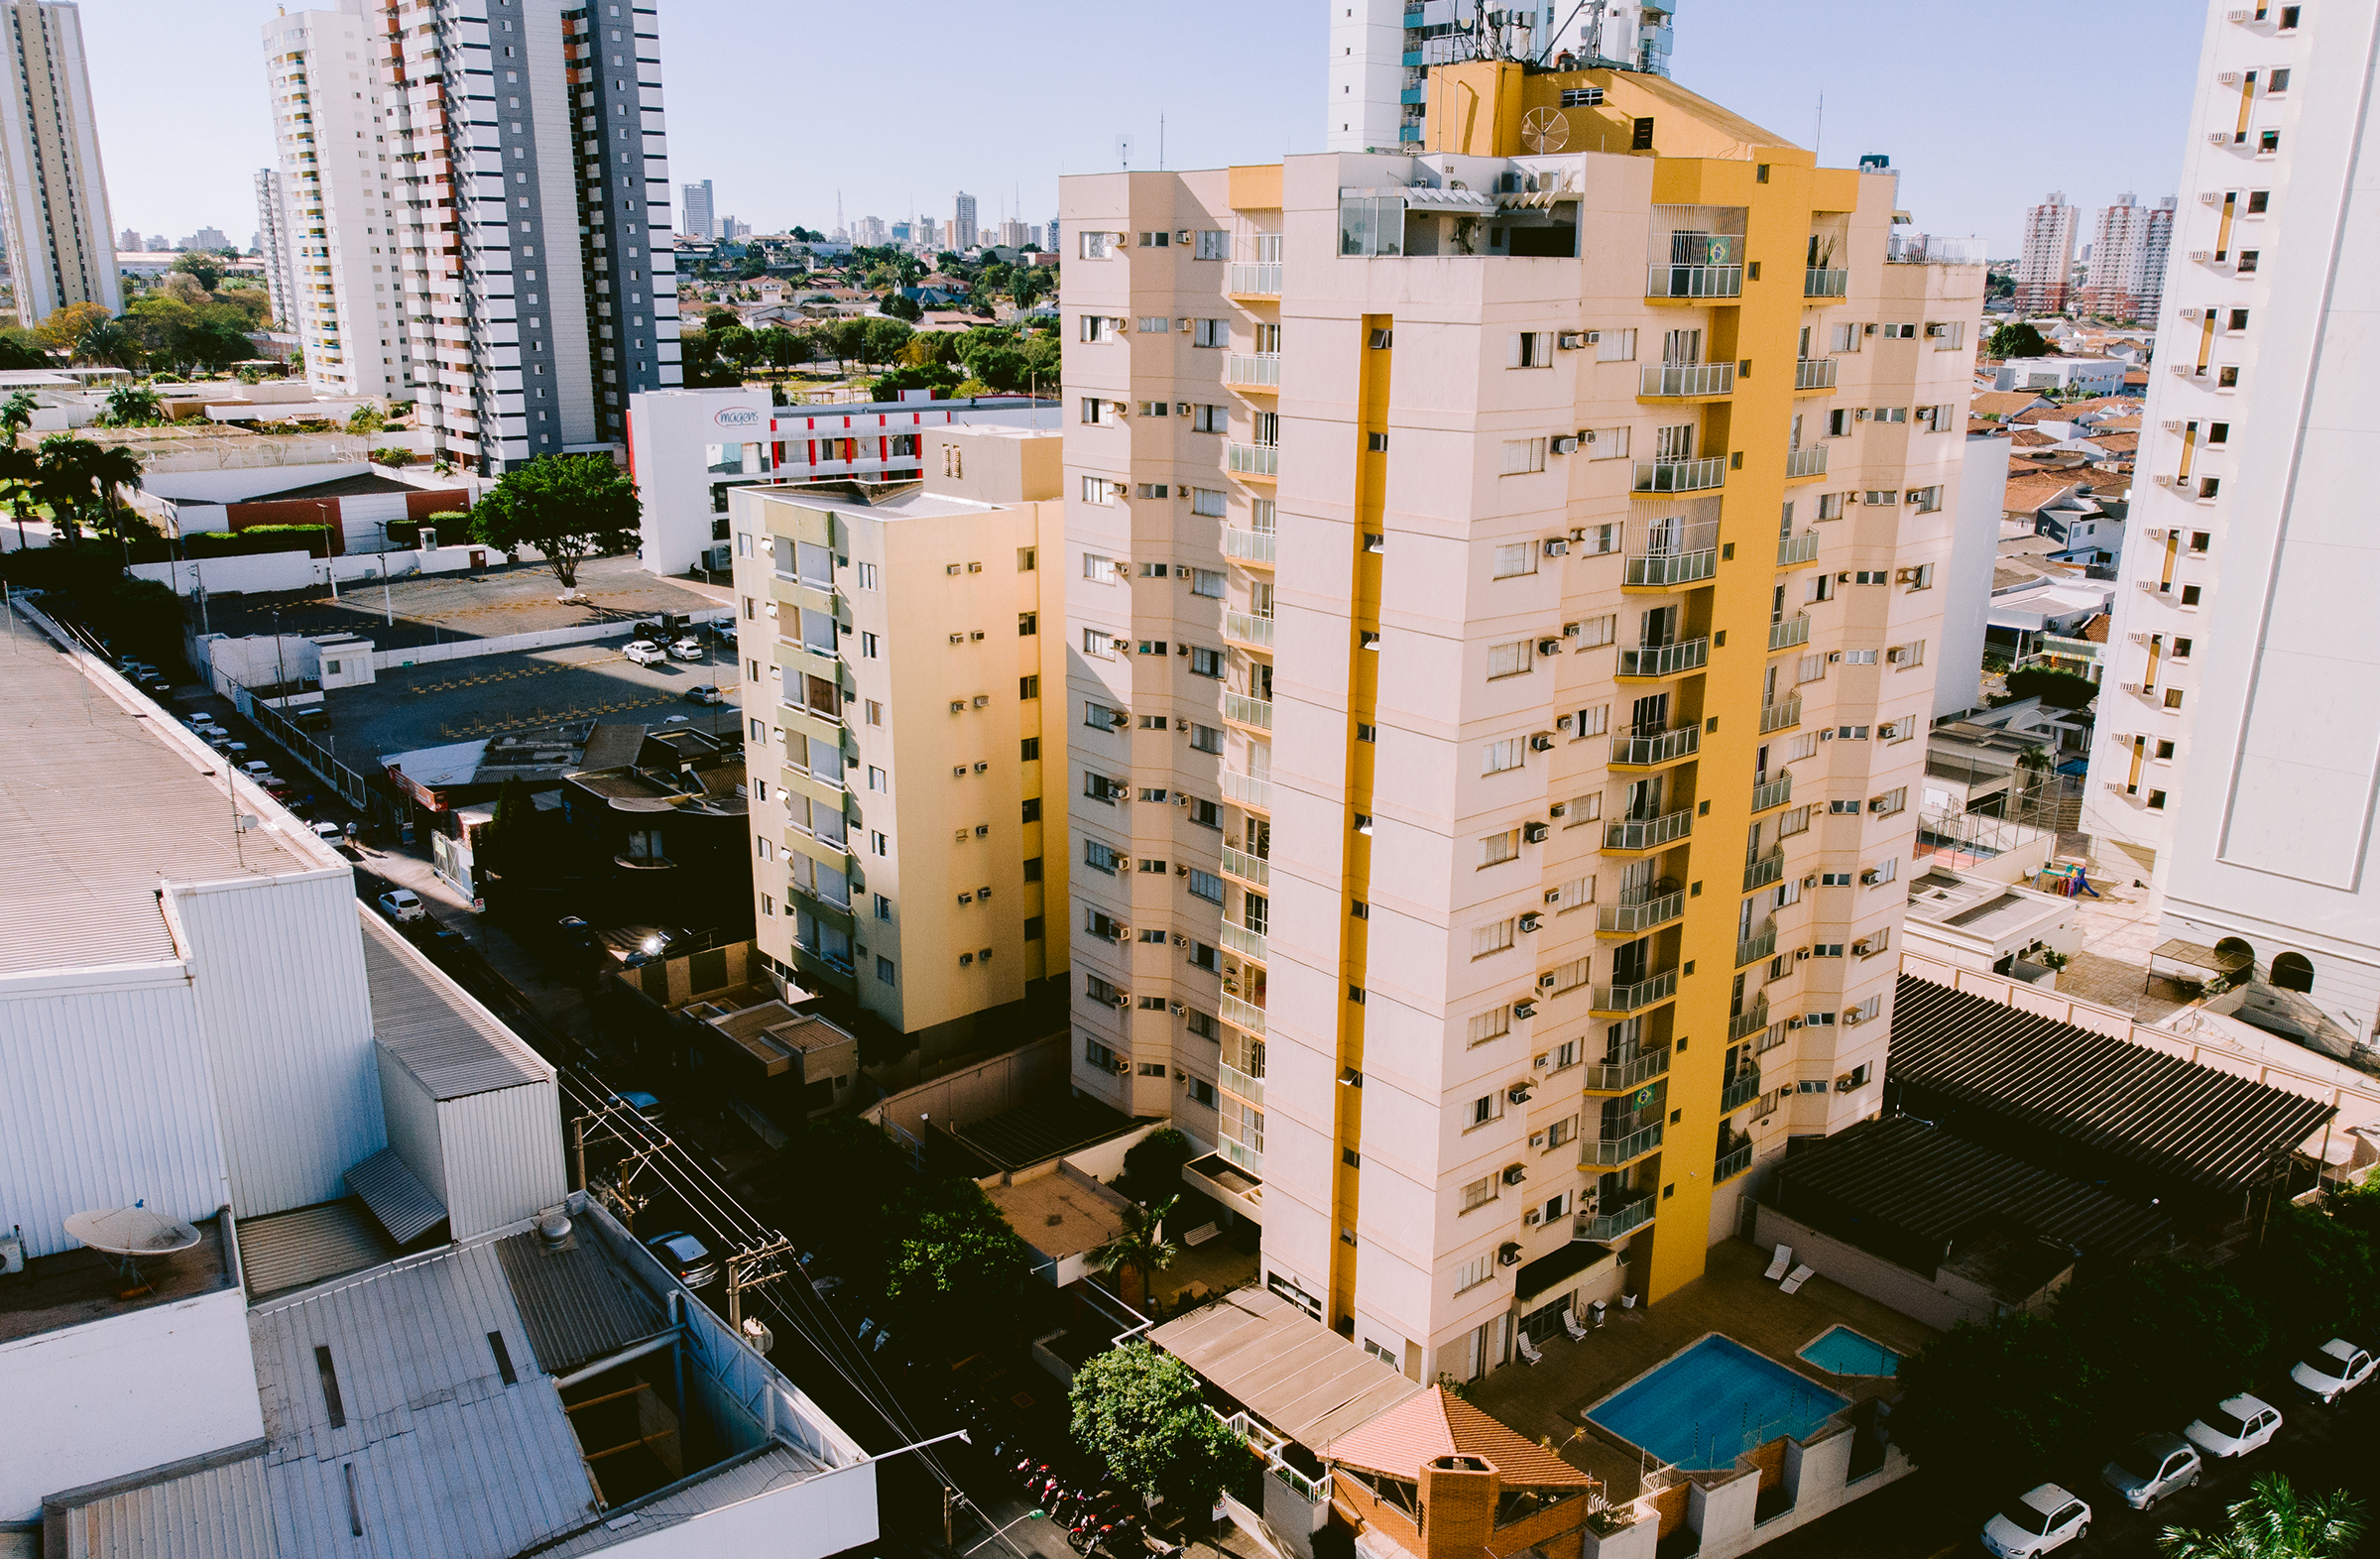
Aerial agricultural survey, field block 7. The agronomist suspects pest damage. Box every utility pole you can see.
[724,1234,792,1333]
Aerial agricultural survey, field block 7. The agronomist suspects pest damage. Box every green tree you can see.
[880,1177,1031,1338]
[1121,1128,1193,1203]
[2161,1476,2366,1559]
[879,290,921,322]
[99,384,162,427]
[72,319,136,369]
[0,390,38,440]
[757,325,806,370]
[861,317,912,370]
[0,326,48,369]
[1069,1343,1250,1514]
[34,433,98,545]
[36,300,109,350]
[346,403,387,436]
[85,444,147,540]
[1088,1194,1181,1310]
[2050,1257,2265,1435]
[2240,1203,2380,1347]
[1999,666,2099,710]
[465,453,640,590]
[170,251,226,292]
[0,442,38,548]
[1894,1310,2103,1501]
[1988,322,2053,360]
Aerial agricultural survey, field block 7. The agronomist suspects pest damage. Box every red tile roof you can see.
[1324,1386,1592,1488]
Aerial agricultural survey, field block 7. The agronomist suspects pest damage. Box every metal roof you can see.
[1888,974,2336,1192]
[237,1200,400,1301]
[1149,1288,1422,1454]
[522,1445,828,1557]
[362,916,549,1099]
[0,616,315,976]
[45,1441,280,1559]
[492,1226,666,1377]
[344,1146,447,1245]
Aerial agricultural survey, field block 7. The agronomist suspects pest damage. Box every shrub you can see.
[188,524,331,557]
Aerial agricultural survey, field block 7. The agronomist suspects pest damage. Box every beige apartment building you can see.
[728,440,1071,1060]
[1059,61,1979,1379]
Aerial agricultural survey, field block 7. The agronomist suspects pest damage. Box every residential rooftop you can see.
[744,481,1014,523]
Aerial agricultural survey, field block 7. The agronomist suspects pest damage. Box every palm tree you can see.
[35,433,98,547]
[71,319,134,370]
[0,391,35,442]
[0,443,37,549]
[2161,1476,2366,1559]
[86,444,146,540]
[100,384,160,427]
[1088,1194,1181,1313]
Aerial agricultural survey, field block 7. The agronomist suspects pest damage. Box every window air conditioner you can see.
[1518,911,1541,932]
[1795,946,1812,960]
[1175,228,1192,244]
[1539,972,1558,989]
[1860,870,1883,887]
[1533,1055,1552,1071]
[960,952,975,965]
[1549,802,1569,817]
[1529,734,1555,753]
[974,761,990,773]
[1175,864,1190,876]
[1498,1243,1523,1266]
[958,893,973,904]
[1502,1163,1527,1185]
[1868,795,1892,811]
[1524,821,1550,843]
[1172,933,1189,947]
[1524,1208,1544,1225]
[1550,435,1580,455]
[1835,1070,1859,1088]
[1852,936,1875,954]
[1562,621,1583,637]
[950,700,966,713]
[1513,999,1537,1019]
[1785,1015,1804,1028]
[1170,1000,1185,1016]
[1556,714,1576,733]
[1538,638,1564,656]
[1557,331,1588,349]
[973,695,990,708]
[1843,1008,1865,1026]
[975,824,990,836]
[1802,874,1819,889]
[1176,402,1192,416]
[1544,888,1563,903]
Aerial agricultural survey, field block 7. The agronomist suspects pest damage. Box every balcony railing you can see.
[1721,1069,1762,1114]
[1623,547,1719,587]
[1224,691,1275,730]
[1760,695,1802,733]
[1588,1122,1664,1166]
[1225,528,1276,565]
[1741,850,1784,893]
[1227,442,1279,477]
[1715,1142,1756,1182]
[1594,968,1679,1014]
[1605,809,1692,852]
[1617,638,1710,678]
[1577,1196,1656,1244]
[1735,925,1778,968]
[1222,770,1273,811]
[1610,726,1700,767]
[1220,844,1271,888]
[1219,1061,1265,1107]
[1222,921,1269,963]
[1804,268,1848,298]
[1785,447,1829,479]
[1228,263,1282,296]
[1586,1046,1671,1092]
[1727,999,1770,1042]
[1647,264,1742,300]
[1221,994,1267,1034]
[1224,611,1275,649]
[1638,362,1735,398]
[1794,357,1839,390]
[1226,352,1281,388]
[1777,532,1821,566]
[1751,773,1794,812]
[1632,456,1726,493]
[1768,615,1811,652]
[1599,890,1685,934]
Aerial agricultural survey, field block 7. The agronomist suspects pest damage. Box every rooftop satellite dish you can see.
[1522,108,1570,155]
[65,1201,200,1299]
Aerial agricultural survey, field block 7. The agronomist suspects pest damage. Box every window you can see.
[1189,646,1224,677]
[1907,486,1942,513]
[876,955,895,985]
[1020,738,1040,762]
[1462,1175,1499,1211]
[1499,437,1547,475]
[1830,322,1862,353]
[1492,541,1536,579]
[1024,857,1043,882]
[1195,228,1230,260]
[1190,568,1225,598]
[1597,327,1636,362]
[1471,918,1515,959]
[1367,431,1389,452]
[1888,641,1926,667]
[1079,314,1122,342]
[749,717,766,743]
[1876,323,1915,340]
[1080,230,1116,259]
[1190,724,1224,754]
[1019,675,1040,700]
[1191,486,1226,518]
[868,765,888,791]
[2164,688,2186,709]
[1508,331,1554,368]
[1586,426,1630,459]
[2247,189,2270,214]
[1085,701,1125,732]
[1190,403,1227,432]
[1018,546,1037,571]
[860,632,881,659]
[1871,786,1907,815]
[1480,828,1521,867]
[1487,641,1533,679]
[1549,876,1594,911]
[1483,739,1523,775]
[1189,797,1222,829]
[2182,584,2203,606]
[1188,869,1224,903]
[1191,317,1228,348]
[1468,1007,1511,1045]
[1081,477,1118,507]
[1564,792,1604,825]
[1017,611,1038,637]
[1571,704,1608,739]
[872,829,890,855]
[1470,1093,1501,1128]
[1561,85,1605,107]
[1083,629,1116,659]
[2148,788,2169,809]
[1135,314,1170,334]
[1084,838,1123,874]
[1576,614,1617,649]
[1455,1254,1492,1291]
[1190,941,1221,972]
[1086,773,1129,802]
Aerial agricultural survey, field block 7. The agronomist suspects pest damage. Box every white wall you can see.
[604,1463,878,1559]
[148,462,371,504]
[1939,435,2009,716]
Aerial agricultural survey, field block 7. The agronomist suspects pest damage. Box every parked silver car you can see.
[2099,1431,2201,1510]
[1981,1485,2089,1559]
[2289,1339,2375,1403]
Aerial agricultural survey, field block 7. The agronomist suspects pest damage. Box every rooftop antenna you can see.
[1159,114,1165,171]
[1813,93,1824,162]
[1117,135,1132,172]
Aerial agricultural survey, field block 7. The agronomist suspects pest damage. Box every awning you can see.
[1514,1238,1610,1301]
[344,1145,447,1245]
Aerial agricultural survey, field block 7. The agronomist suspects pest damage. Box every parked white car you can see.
[1981,1485,2090,1558]
[667,636,706,661]
[376,889,426,924]
[2289,1339,2375,1403]
[2184,1393,2283,1459]
[622,640,666,665]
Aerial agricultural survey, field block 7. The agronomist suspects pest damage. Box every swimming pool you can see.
[1586,1335,1849,1471]
[1799,1325,1900,1378]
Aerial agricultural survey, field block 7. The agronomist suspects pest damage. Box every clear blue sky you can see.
[88,0,2196,258]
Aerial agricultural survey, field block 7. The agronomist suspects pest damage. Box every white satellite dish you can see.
[1522,108,1571,155]
[65,1202,200,1298]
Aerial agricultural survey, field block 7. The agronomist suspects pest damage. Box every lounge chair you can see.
[1779,1263,1814,1295]
[1563,1308,1589,1342]
[1515,1329,1545,1365]
[1763,1244,1793,1281]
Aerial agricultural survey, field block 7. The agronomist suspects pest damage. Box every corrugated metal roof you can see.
[45,1441,280,1559]
[344,1146,447,1245]
[238,1200,400,1301]
[362,916,549,1099]
[493,1227,666,1377]
[0,619,315,975]
[1149,1288,1422,1453]
[521,1444,828,1556]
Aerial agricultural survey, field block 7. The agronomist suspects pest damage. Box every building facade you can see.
[254,166,298,331]
[953,189,979,251]
[1059,61,1977,1379]
[2085,0,2380,1039]
[2013,190,2079,315]
[682,176,715,238]
[2082,192,2177,321]
[0,0,118,328]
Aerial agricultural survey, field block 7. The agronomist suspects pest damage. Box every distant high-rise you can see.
[2013,191,2079,314]
[0,0,120,327]
[997,217,1031,249]
[854,214,888,246]
[1047,216,1060,252]
[115,225,137,251]
[953,190,979,250]
[253,167,297,332]
[189,226,228,252]
[682,179,716,240]
[2082,192,2176,322]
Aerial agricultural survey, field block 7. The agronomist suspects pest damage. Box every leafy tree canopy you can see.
[1989,322,2053,359]
[465,454,640,589]
[2160,1474,2366,1559]
[1070,1343,1250,1513]
[36,300,110,350]
[879,1177,1031,1339]
[1999,666,2099,710]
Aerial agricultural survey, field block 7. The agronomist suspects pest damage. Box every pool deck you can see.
[1470,1238,1939,1500]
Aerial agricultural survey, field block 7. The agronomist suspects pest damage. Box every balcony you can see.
[1617,638,1710,679]
[1221,994,1267,1034]
[1224,611,1275,649]
[1638,362,1735,399]
[1224,528,1276,566]
[1220,844,1271,888]
[1599,890,1685,935]
[1721,1068,1763,1114]
[1804,268,1848,298]
[1222,921,1268,964]
[1768,615,1811,652]
[1585,1046,1671,1093]
[1741,850,1784,893]
[1794,357,1839,391]
[1219,1061,1265,1108]
[1632,456,1726,494]
[1576,1196,1656,1244]
[1751,773,1794,812]
[1587,1122,1664,1166]
[1604,809,1692,853]
[1226,353,1281,389]
[1785,447,1829,480]
[1593,968,1679,1015]
[1623,547,1719,588]
[1610,726,1700,767]
[1727,998,1770,1042]
[1759,694,1802,733]
[1646,264,1742,300]
[1227,442,1279,479]
[1222,770,1273,811]
[1223,691,1275,731]
[1777,532,1821,566]
[1735,925,1777,968]
[1715,1142,1756,1183]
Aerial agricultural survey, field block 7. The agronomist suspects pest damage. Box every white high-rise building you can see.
[253,167,298,332]
[953,189,979,250]
[854,213,888,246]
[0,0,118,328]
[2013,190,2079,314]
[682,178,715,239]
[2082,192,2177,321]
[261,5,406,401]
[2085,0,2380,1043]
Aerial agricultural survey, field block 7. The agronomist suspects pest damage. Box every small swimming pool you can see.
[1799,1325,1900,1378]
[1586,1335,1849,1471]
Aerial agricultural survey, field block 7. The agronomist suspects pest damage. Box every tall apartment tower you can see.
[2013,190,2079,314]
[1060,61,1976,1376]
[0,0,118,328]
[371,0,680,470]
[682,178,715,239]
[2085,0,2380,1042]
[953,190,979,252]
[2082,192,2177,320]
[261,5,409,401]
[254,168,299,332]
[1328,0,1677,155]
